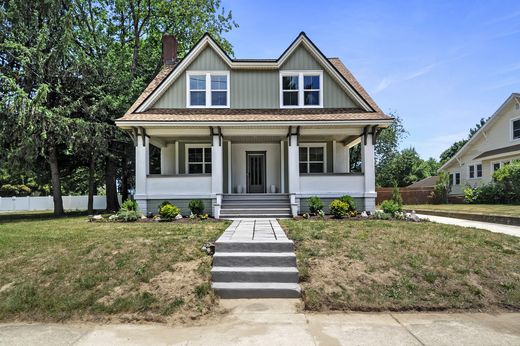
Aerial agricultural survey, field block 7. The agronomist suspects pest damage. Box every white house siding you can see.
[444,99,520,195]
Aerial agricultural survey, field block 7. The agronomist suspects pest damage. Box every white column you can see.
[334,141,348,173]
[227,140,232,194]
[160,143,175,175]
[135,134,149,213]
[288,134,300,216]
[212,134,223,218]
[361,133,376,212]
[174,141,179,175]
[280,140,285,193]
[346,147,351,173]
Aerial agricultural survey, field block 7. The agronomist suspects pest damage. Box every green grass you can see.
[0,215,230,322]
[280,219,520,312]
[405,204,520,217]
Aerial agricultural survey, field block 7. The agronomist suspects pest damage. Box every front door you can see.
[246,151,266,193]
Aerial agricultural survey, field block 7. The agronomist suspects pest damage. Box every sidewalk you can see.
[1,300,519,345]
[417,214,520,237]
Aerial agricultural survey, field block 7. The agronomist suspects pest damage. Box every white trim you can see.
[440,93,520,171]
[511,116,520,142]
[280,140,285,193]
[467,162,483,179]
[136,34,373,112]
[299,142,327,173]
[227,140,232,194]
[186,71,230,108]
[174,141,179,175]
[279,71,323,108]
[185,144,212,174]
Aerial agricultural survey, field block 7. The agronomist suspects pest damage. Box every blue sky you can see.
[221,0,520,160]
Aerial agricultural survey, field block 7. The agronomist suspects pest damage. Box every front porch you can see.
[130,125,377,218]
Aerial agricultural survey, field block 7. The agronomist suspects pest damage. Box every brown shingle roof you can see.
[473,143,520,159]
[117,108,392,122]
[328,58,382,113]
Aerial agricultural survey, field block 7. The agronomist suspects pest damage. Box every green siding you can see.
[153,44,357,109]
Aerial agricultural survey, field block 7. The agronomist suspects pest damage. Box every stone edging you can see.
[405,209,520,226]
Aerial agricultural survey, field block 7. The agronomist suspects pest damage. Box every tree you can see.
[377,148,437,187]
[439,117,489,164]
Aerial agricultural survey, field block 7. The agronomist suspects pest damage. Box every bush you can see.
[373,210,392,220]
[380,200,401,215]
[158,200,172,211]
[329,199,348,218]
[391,183,403,207]
[0,184,32,197]
[121,199,138,212]
[432,172,449,204]
[339,195,356,213]
[159,204,181,220]
[116,210,141,222]
[188,199,205,216]
[308,196,323,214]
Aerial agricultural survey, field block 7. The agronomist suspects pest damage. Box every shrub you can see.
[431,172,449,204]
[339,195,357,213]
[17,185,32,196]
[493,161,520,203]
[159,204,180,220]
[329,199,348,218]
[121,199,138,212]
[188,199,205,216]
[380,200,401,215]
[391,183,403,207]
[116,210,141,222]
[0,184,32,197]
[308,196,323,215]
[158,200,172,211]
[373,210,392,220]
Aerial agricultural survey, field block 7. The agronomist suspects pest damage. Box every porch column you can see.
[135,132,149,213]
[333,141,348,173]
[212,133,223,218]
[288,134,300,216]
[361,132,376,212]
[160,143,175,175]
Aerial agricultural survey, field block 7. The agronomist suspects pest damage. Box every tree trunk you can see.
[87,156,95,214]
[49,146,65,217]
[121,153,129,202]
[105,155,120,212]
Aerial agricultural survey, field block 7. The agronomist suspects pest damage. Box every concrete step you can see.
[223,195,290,201]
[215,240,294,252]
[222,202,290,207]
[212,282,301,298]
[212,266,299,283]
[220,214,292,219]
[220,208,291,214]
[213,252,296,267]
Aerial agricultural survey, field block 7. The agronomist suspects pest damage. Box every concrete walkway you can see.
[417,214,520,237]
[1,300,519,345]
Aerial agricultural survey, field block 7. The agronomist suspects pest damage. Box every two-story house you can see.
[116,32,393,218]
[439,93,520,195]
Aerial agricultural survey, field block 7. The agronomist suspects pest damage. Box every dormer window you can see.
[187,71,229,108]
[280,71,323,108]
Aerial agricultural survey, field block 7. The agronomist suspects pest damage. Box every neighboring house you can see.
[407,176,439,189]
[116,32,392,218]
[439,93,520,195]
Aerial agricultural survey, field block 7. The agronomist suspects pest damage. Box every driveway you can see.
[1,300,519,346]
[417,214,520,237]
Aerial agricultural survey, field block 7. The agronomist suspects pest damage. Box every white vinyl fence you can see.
[0,195,122,212]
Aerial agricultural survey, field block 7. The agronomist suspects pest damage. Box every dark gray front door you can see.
[246,151,266,193]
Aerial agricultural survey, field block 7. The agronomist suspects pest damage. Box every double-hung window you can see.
[469,163,482,178]
[187,72,229,107]
[299,144,326,173]
[280,71,323,107]
[186,145,211,174]
[449,173,460,186]
[513,118,520,140]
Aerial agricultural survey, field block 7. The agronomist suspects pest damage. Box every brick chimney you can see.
[162,34,177,65]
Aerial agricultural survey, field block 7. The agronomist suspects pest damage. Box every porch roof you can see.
[116,107,392,123]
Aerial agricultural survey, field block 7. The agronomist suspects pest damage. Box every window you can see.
[450,173,460,186]
[469,164,482,178]
[449,174,454,186]
[493,162,501,172]
[299,144,326,173]
[513,119,520,140]
[455,173,460,185]
[186,145,211,174]
[280,71,322,107]
[187,72,229,107]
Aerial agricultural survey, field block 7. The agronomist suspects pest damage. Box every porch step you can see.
[212,282,301,299]
[213,252,296,267]
[220,194,292,218]
[215,240,294,252]
[211,266,299,283]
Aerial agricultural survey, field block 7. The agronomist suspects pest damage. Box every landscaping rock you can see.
[108,214,118,221]
[175,214,183,220]
[360,211,368,218]
[409,211,421,222]
[92,215,103,220]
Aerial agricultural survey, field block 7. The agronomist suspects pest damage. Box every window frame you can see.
[185,144,212,174]
[512,116,520,141]
[450,172,460,186]
[279,71,323,108]
[299,143,327,174]
[186,71,230,108]
[468,163,483,179]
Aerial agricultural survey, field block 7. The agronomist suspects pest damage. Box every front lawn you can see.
[405,204,520,217]
[280,219,520,312]
[0,216,230,323]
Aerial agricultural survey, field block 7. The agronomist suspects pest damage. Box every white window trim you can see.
[186,71,230,108]
[511,116,520,142]
[449,172,461,186]
[185,144,212,174]
[299,142,327,173]
[468,162,483,179]
[279,70,324,108]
